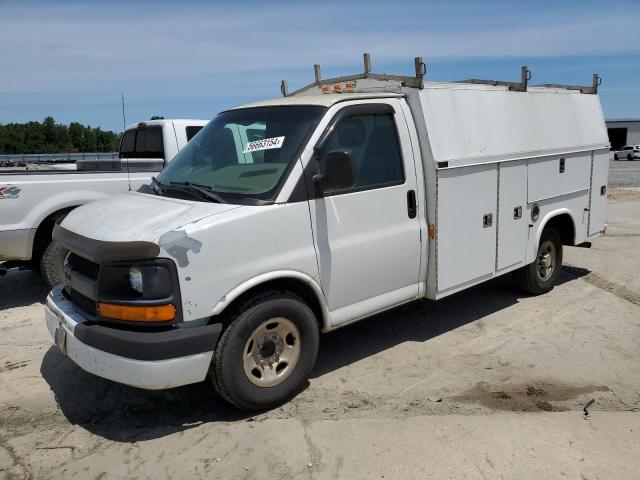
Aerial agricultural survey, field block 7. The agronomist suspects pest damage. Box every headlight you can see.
[98,260,176,301]
[129,267,143,294]
[95,259,182,325]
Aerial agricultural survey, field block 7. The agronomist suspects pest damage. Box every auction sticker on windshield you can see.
[243,136,285,154]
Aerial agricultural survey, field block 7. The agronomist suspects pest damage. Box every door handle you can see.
[407,190,417,219]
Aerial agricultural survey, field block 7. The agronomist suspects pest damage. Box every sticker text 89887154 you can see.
[242,136,285,154]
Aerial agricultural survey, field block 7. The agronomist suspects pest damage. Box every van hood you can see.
[56,192,241,262]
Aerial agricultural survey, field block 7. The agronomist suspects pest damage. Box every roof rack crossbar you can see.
[280,53,426,97]
[535,73,602,94]
[456,66,531,92]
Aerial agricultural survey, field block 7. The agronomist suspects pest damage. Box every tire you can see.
[614,154,619,160]
[40,240,69,288]
[513,228,563,295]
[211,291,320,410]
[628,154,633,161]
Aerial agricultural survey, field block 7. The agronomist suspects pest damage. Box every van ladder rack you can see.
[535,74,602,95]
[280,53,426,97]
[456,67,601,95]
[455,66,532,92]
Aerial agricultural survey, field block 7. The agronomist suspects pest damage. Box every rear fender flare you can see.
[535,208,577,247]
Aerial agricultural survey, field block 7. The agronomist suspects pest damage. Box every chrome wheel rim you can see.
[243,317,301,388]
[536,240,556,282]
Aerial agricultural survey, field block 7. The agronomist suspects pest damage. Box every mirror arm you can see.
[312,173,325,194]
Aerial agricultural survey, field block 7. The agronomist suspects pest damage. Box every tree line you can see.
[0,117,121,154]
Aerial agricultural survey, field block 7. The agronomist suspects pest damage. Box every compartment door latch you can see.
[513,206,523,219]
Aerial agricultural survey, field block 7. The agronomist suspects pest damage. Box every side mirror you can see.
[313,150,356,193]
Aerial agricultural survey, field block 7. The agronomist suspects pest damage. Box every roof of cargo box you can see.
[415,82,610,167]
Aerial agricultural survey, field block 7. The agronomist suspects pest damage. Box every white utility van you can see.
[45,55,609,410]
[0,119,207,286]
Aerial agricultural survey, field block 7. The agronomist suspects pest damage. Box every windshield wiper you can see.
[152,177,225,204]
[169,181,227,204]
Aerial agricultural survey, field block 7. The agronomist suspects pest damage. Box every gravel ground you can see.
[1,189,640,479]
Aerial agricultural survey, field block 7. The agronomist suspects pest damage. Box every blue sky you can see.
[1,0,639,132]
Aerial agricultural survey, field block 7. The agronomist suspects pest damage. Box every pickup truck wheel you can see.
[40,240,69,288]
[211,291,319,410]
[513,228,563,295]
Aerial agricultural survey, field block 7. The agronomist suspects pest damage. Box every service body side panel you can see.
[414,80,608,298]
[436,164,497,293]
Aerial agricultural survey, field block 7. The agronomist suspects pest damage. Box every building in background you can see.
[606,119,640,150]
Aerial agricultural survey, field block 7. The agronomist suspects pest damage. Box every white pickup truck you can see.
[0,119,207,286]
[46,55,609,410]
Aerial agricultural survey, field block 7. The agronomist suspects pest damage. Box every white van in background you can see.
[46,55,609,410]
[0,119,208,286]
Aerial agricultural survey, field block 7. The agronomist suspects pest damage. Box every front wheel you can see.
[211,291,320,410]
[614,154,619,160]
[513,228,563,295]
[628,154,634,161]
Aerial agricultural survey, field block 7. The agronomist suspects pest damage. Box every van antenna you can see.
[121,93,131,191]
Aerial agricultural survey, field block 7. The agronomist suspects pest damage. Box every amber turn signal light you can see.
[98,303,176,322]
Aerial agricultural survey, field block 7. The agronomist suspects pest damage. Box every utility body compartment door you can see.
[527,152,591,203]
[588,149,609,236]
[436,164,497,294]
[496,161,528,272]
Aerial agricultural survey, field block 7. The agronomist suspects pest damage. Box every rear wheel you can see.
[40,240,69,288]
[211,291,320,410]
[628,154,634,161]
[513,228,563,295]
[614,154,619,160]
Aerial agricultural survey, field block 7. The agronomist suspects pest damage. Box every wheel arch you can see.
[32,206,78,260]
[536,209,576,248]
[210,271,330,332]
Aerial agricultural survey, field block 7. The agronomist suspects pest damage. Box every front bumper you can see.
[45,286,221,390]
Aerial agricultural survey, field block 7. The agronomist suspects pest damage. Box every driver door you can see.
[308,100,422,325]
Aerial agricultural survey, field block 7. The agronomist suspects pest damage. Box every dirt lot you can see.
[1,189,640,480]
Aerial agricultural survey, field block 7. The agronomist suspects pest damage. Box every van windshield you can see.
[156,106,325,202]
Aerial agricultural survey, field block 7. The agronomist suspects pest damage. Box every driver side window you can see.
[319,110,404,192]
